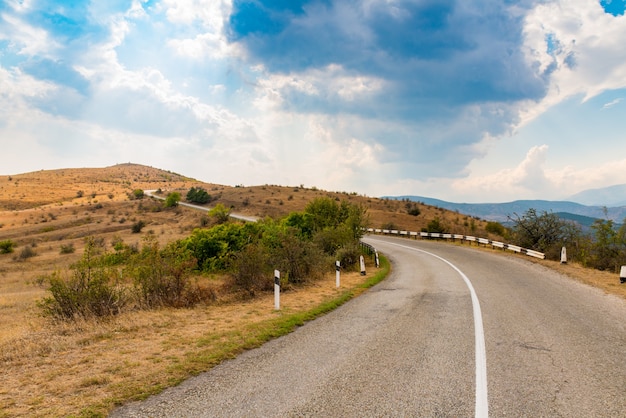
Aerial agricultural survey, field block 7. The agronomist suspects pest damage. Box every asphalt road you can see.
[111,235,626,417]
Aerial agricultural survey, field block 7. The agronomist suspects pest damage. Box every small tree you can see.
[186,187,211,204]
[209,203,231,224]
[509,209,581,260]
[164,192,181,208]
[131,189,144,200]
[425,217,446,233]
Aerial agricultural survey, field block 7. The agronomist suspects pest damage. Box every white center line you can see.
[372,239,489,418]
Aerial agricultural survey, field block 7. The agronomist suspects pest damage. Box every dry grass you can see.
[533,257,626,299]
[0,268,379,417]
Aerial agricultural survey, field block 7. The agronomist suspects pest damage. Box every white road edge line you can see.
[370,239,489,418]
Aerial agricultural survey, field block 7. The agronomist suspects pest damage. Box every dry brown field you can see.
[0,163,623,417]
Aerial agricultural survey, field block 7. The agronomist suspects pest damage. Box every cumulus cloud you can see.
[2,0,626,203]
[520,0,626,124]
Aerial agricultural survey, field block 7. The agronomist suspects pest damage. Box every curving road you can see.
[111,235,626,417]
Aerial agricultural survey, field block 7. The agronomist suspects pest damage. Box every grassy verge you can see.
[101,256,389,415]
[1,265,386,417]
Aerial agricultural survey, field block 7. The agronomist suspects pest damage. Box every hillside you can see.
[0,164,497,242]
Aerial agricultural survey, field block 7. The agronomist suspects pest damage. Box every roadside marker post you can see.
[274,270,280,310]
[336,260,340,288]
[360,255,366,276]
[375,250,380,268]
[561,247,567,264]
[620,266,626,284]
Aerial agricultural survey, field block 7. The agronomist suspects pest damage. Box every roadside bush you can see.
[335,242,361,271]
[269,229,326,284]
[39,237,126,319]
[231,243,273,294]
[381,222,399,231]
[39,268,126,319]
[313,227,353,255]
[0,239,15,254]
[129,236,200,308]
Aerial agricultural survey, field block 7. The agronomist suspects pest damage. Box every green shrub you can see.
[186,187,211,204]
[60,243,75,254]
[425,217,446,233]
[208,203,231,224]
[231,244,273,293]
[336,243,362,271]
[164,192,181,208]
[131,189,144,200]
[39,237,126,319]
[0,239,15,254]
[39,269,126,319]
[129,236,200,308]
[485,221,505,236]
[131,220,146,233]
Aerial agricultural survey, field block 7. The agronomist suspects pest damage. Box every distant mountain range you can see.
[567,184,626,207]
[386,184,626,224]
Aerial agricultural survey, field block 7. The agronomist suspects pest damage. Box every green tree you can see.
[131,189,144,199]
[164,192,181,208]
[186,187,212,204]
[209,203,231,224]
[588,217,626,271]
[509,209,581,260]
[425,217,446,233]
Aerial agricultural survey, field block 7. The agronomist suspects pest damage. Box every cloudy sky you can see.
[1,0,626,203]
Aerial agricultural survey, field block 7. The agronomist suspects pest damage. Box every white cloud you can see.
[162,0,238,60]
[253,64,386,111]
[0,13,62,58]
[602,97,623,109]
[520,0,626,125]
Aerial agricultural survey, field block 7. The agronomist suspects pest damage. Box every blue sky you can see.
[1,0,626,203]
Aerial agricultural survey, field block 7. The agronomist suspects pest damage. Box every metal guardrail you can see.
[365,228,545,260]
